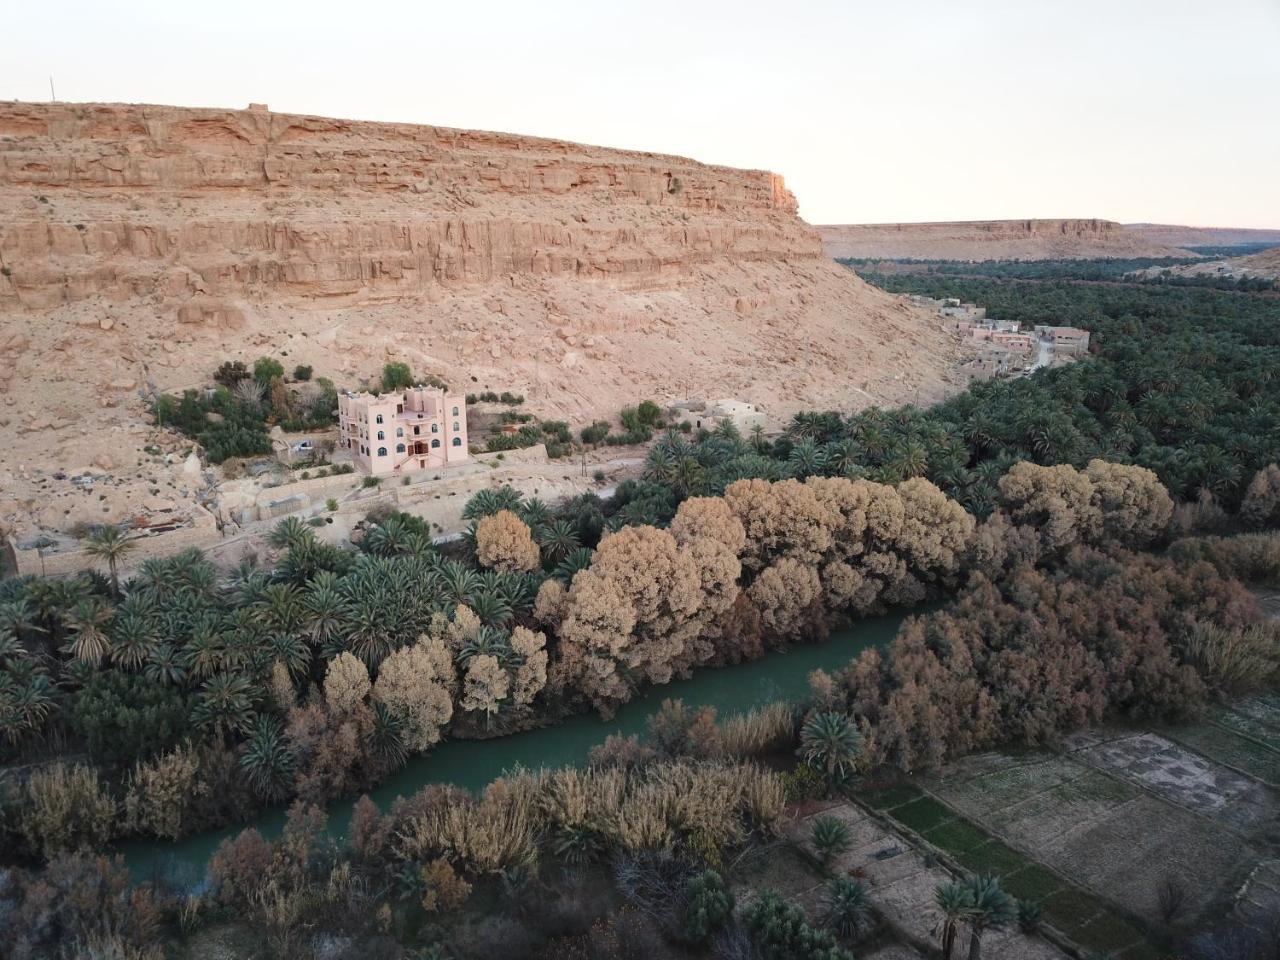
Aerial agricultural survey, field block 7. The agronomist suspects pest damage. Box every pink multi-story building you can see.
[339,386,470,477]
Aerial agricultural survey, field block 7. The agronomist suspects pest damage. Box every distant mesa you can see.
[817,219,1197,261]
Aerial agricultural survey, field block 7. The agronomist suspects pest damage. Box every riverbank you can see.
[119,607,922,884]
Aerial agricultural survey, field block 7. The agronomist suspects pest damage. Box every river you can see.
[118,607,917,883]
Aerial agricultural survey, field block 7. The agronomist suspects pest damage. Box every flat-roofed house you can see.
[339,386,469,476]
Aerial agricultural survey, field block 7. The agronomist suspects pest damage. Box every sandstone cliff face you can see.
[0,101,963,538]
[817,219,1195,261]
[0,102,814,309]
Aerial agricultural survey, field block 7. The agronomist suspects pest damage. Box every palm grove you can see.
[0,273,1278,958]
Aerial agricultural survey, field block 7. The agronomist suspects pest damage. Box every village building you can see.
[339,386,470,477]
[1033,325,1091,355]
[671,398,768,433]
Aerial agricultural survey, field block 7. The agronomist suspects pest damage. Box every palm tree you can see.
[192,673,257,741]
[370,701,409,772]
[268,516,312,552]
[84,525,135,596]
[537,519,580,566]
[553,548,595,583]
[365,514,411,557]
[963,875,1017,960]
[144,642,186,686]
[671,456,708,497]
[61,598,114,666]
[799,711,863,786]
[823,877,873,939]
[810,815,852,870]
[0,658,55,745]
[934,881,975,960]
[469,591,514,629]
[239,714,296,800]
[111,611,157,671]
[788,439,827,479]
[518,498,551,531]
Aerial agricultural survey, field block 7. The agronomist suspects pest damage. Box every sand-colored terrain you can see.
[1124,223,1280,249]
[0,101,965,542]
[818,219,1195,261]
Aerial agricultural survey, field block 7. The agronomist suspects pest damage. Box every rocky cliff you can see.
[0,101,964,537]
[818,219,1195,261]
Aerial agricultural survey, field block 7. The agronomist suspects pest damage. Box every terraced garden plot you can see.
[857,783,1153,957]
[1068,731,1276,829]
[921,747,1273,925]
[1163,724,1280,786]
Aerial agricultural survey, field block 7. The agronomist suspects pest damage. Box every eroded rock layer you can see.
[0,101,963,537]
[818,219,1195,261]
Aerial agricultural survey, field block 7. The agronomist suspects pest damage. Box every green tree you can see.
[84,525,135,596]
[382,362,413,391]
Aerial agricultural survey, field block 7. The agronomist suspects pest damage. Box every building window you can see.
[396,427,403,437]
[376,414,383,424]
[452,421,460,431]
[452,406,459,416]
[396,443,405,453]
[377,430,385,441]
[414,426,420,435]
[431,423,438,434]
[452,437,462,447]
[377,447,387,457]
[431,439,440,449]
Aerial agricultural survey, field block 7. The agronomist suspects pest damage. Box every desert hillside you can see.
[0,101,963,538]
[1124,223,1280,249]
[818,219,1195,261]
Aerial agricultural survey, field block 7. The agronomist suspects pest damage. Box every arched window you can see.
[377,447,387,457]
[431,423,438,433]
[452,421,460,431]
[377,430,385,441]
[431,439,440,449]
[396,427,403,437]
[396,443,405,453]
[452,406,459,416]
[375,414,383,424]
[452,437,462,447]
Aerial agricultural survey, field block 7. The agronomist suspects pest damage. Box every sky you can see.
[4,0,1278,227]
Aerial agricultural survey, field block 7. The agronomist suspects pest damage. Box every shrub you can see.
[720,702,794,758]
[1179,622,1280,694]
[636,400,663,426]
[1017,897,1043,933]
[421,857,473,913]
[253,356,284,383]
[362,476,380,488]
[681,869,734,943]
[646,699,721,759]
[326,498,338,512]
[810,815,852,870]
[124,745,207,840]
[743,889,853,960]
[214,360,251,387]
[580,421,611,444]
[593,469,606,483]
[292,365,312,381]
[19,764,117,858]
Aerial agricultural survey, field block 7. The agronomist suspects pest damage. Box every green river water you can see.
[119,608,915,884]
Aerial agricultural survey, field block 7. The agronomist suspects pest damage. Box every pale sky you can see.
[5,0,1278,227]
